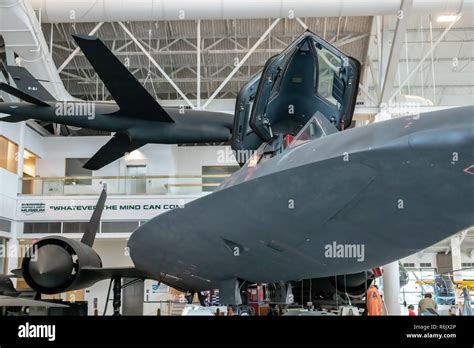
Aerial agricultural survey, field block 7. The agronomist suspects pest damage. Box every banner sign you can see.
[16,195,202,221]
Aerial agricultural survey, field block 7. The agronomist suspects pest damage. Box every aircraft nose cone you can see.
[128,223,165,272]
[28,244,73,289]
[128,228,146,258]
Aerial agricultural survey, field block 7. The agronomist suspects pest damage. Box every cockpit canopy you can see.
[231,30,360,165]
[287,112,338,149]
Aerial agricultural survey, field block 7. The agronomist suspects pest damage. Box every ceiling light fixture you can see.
[436,15,460,23]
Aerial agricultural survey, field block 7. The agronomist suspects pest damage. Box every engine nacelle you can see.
[22,236,102,294]
[327,272,375,298]
[290,271,376,305]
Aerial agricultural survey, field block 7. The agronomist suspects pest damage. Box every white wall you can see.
[35,136,235,195]
[400,253,438,267]
[36,136,120,176]
[159,98,235,113]
[174,145,232,174]
[0,169,16,239]
[36,136,232,175]
[36,137,179,194]
[0,169,18,220]
[0,121,44,222]
[0,122,45,158]
[171,145,236,194]
[401,251,474,268]
[460,250,474,264]
[0,121,45,219]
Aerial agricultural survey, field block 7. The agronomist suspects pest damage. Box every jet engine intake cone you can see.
[27,244,74,289]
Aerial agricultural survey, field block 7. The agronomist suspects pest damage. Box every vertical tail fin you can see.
[0,82,50,106]
[72,35,174,123]
[6,66,56,101]
[81,188,107,247]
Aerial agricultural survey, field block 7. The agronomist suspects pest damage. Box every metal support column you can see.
[379,0,413,103]
[16,121,25,194]
[196,20,201,109]
[383,261,401,315]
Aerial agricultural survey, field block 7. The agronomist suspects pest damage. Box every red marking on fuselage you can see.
[463,165,474,175]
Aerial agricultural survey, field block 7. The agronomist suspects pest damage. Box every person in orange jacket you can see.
[366,284,383,316]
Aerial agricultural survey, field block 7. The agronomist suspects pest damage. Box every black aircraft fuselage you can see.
[126,31,473,305]
[128,106,474,304]
[0,101,233,144]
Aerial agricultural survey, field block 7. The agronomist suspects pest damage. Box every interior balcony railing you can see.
[19,174,232,196]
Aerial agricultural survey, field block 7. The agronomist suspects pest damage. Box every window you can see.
[400,267,436,309]
[125,165,146,194]
[65,158,92,185]
[420,263,432,268]
[63,222,90,233]
[202,166,240,192]
[462,263,474,268]
[288,114,329,149]
[24,222,61,234]
[0,137,37,179]
[22,150,37,194]
[0,218,11,233]
[315,46,341,108]
[102,221,139,233]
[0,136,18,174]
[245,100,254,135]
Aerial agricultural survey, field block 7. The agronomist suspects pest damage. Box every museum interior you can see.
[0,0,473,317]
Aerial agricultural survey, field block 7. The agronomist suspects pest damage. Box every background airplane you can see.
[0,34,233,170]
[0,274,68,311]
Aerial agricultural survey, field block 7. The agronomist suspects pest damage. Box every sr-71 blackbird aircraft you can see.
[3,31,473,311]
[0,34,233,170]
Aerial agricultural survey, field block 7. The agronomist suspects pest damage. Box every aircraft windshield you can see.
[288,113,329,149]
[316,46,342,109]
